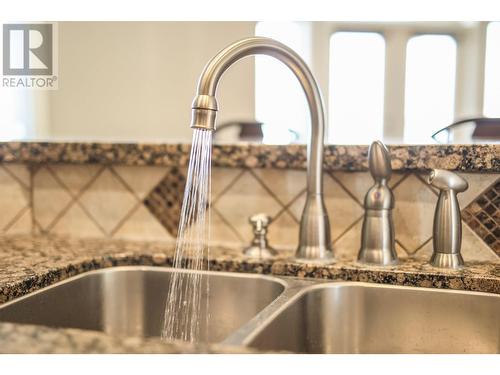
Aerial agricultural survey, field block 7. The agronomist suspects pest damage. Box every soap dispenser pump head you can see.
[368,141,392,182]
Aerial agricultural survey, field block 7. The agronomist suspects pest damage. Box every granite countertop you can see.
[0,141,498,172]
[0,234,499,354]
[0,323,254,354]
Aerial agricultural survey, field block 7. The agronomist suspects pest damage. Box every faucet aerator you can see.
[190,94,219,131]
[190,108,217,131]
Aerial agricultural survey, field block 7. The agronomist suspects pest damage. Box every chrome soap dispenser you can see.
[427,169,469,269]
[357,141,398,265]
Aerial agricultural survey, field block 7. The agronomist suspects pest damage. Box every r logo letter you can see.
[3,24,53,75]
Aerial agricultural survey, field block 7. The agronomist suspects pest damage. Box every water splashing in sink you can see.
[161,128,212,343]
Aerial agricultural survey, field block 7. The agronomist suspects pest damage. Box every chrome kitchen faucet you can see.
[190,37,333,262]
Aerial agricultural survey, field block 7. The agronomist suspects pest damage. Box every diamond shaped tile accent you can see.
[213,170,283,242]
[143,166,187,237]
[33,166,73,231]
[0,166,30,231]
[462,177,500,257]
[289,173,363,242]
[78,168,138,235]
[392,173,437,253]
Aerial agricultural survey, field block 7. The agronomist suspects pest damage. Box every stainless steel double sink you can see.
[0,266,498,353]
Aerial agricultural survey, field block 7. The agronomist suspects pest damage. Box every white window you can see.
[404,35,457,143]
[255,22,311,144]
[329,32,385,144]
[255,22,490,145]
[484,22,500,117]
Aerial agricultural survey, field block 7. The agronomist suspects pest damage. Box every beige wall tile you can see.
[50,164,102,196]
[51,204,104,238]
[393,174,437,253]
[324,174,364,242]
[213,171,283,242]
[394,242,409,260]
[33,167,73,230]
[331,172,372,205]
[78,168,138,234]
[209,209,243,247]
[332,219,362,260]
[5,208,32,235]
[252,169,307,205]
[211,167,243,200]
[113,204,174,242]
[3,164,30,188]
[267,211,299,251]
[0,166,30,231]
[112,165,168,199]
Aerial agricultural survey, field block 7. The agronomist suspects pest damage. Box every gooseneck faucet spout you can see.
[191,37,332,262]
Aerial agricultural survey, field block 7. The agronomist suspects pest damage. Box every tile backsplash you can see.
[0,164,31,235]
[0,162,498,263]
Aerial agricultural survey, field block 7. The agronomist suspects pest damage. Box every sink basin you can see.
[1,267,498,353]
[0,266,285,343]
[246,283,500,354]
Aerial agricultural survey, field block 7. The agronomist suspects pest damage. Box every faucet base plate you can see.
[430,252,464,269]
[293,245,335,264]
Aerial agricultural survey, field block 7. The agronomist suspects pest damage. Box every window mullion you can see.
[382,29,410,142]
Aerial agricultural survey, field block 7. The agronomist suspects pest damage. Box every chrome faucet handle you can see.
[427,169,469,269]
[243,214,277,259]
[357,141,398,265]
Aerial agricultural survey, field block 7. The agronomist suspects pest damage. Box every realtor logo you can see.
[2,23,58,89]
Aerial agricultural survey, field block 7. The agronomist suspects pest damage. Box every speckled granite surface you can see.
[1,235,499,304]
[0,142,498,171]
[0,234,498,353]
[0,323,255,354]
